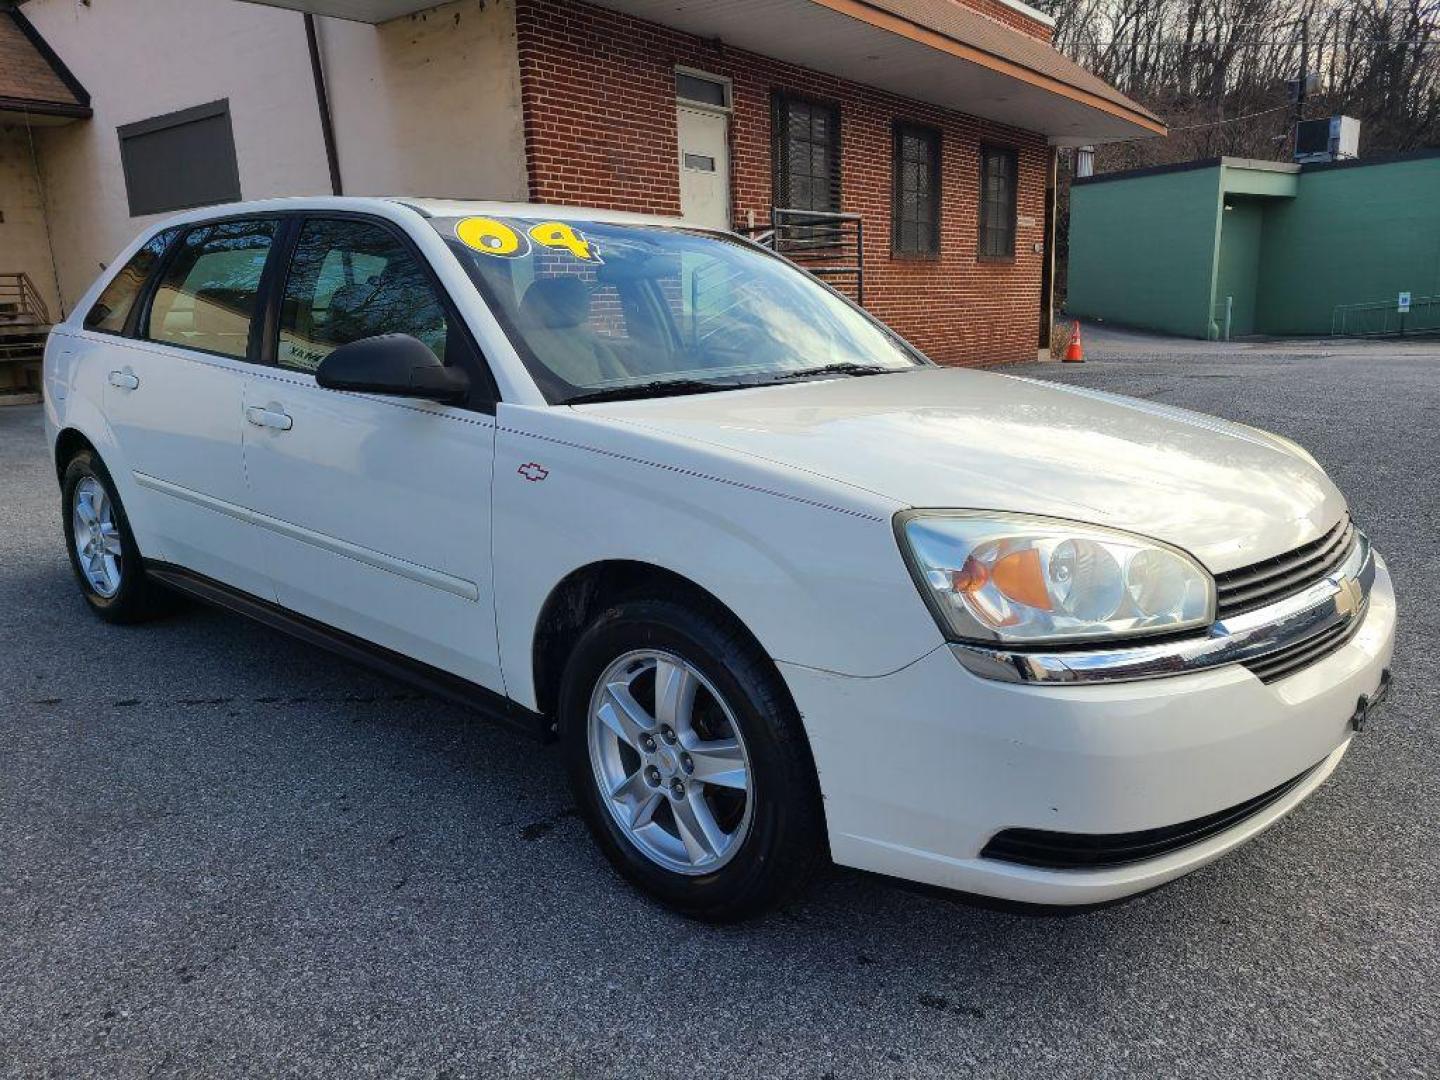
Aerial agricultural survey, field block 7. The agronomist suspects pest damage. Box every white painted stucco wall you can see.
[20,0,527,311]
[0,126,63,318]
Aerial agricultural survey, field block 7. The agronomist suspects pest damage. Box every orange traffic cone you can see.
[1062,320,1085,363]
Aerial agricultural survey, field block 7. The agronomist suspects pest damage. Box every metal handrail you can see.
[0,272,52,326]
[736,208,865,305]
[1331,294,1440,337]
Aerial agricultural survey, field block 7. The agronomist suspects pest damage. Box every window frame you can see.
[978,144,1019,262]
[260,213,501,413]
[891,121,942,260]
[771,91,842,214]
[135,215,283,365]
[117,100,242,218]
[675,67,733,113]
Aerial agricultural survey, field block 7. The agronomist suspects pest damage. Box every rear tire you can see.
[559,598,825,922]
[60,450,168,624]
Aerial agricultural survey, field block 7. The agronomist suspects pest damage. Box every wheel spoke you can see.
[74,492,97,530]
[671,791,726,863]
[99,524,123,556]
[654,657,697,733]
[609,769,662,828]
[597,682,655,749]
[686,738,748,791]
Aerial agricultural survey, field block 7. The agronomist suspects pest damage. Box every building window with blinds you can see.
[772,92,841,213]
[892,123,941,257]
[978,145,1018,260]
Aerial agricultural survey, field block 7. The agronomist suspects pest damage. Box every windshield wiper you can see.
[564,378,751,405]
[762,362,896,382]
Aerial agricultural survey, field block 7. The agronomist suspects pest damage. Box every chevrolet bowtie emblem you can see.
[1334,576,1363,617]
[517,462,549,482]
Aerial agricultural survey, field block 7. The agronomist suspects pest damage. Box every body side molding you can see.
[145,561,550,741]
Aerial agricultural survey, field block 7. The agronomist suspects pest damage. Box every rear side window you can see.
[145,219,277,359]
[84,230,174,334]
[277,218,449,373]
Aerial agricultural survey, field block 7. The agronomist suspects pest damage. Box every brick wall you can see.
[514,0,1051,366]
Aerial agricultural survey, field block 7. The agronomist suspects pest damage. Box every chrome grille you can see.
[1243,617,1361,684]
[1214,517,1357,620]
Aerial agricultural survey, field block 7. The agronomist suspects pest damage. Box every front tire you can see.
[559,598,825,921]
[60,451,167,623]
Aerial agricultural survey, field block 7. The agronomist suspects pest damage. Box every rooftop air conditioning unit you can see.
[1295,115,1360,163]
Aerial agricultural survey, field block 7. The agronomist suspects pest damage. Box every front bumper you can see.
[783,553,1396,905]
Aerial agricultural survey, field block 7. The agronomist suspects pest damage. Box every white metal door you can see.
[677,106,730,230]
[241,377,502,691]
[99,218,279,598]
[239,215,502,692]
[99,341,268,597]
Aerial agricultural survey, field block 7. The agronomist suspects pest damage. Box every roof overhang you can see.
[0,99,91,125]
[595,0,1164,145]
[230,0,449,21]
[2,6,91,125]
[234,0,1162,144]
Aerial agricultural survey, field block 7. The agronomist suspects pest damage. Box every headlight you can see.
[898,512,1215,645]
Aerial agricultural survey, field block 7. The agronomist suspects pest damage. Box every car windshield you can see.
[433,215,926,404]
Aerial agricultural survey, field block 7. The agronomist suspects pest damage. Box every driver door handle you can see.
[108,370,139,391]
[245,405,293,431]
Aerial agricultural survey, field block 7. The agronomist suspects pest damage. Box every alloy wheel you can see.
[72,476,123,598]
[587,649,754,875]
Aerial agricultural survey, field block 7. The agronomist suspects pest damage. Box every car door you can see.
[100,217,280,598]
[240,215,503,691]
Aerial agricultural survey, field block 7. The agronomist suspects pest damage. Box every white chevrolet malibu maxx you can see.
[45,198,1395,920]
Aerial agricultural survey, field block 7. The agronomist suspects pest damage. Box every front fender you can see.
[492,405,944,710]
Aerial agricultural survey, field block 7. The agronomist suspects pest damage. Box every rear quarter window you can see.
[84,230,176,335]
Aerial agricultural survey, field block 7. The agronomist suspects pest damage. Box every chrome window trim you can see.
[953,532,1374,685]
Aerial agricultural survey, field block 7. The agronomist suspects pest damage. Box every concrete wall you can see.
[1256,156,1440,335]
[0,126,62,318]
[319,0,527,200]
[1066,164,1221,339]
[1068,154,1440,339]
[20,0,526,312]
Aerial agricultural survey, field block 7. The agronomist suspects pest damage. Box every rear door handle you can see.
[245,405,293,431]
[107,370,139,391]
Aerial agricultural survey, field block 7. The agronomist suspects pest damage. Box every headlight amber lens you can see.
[901,513,1215,644]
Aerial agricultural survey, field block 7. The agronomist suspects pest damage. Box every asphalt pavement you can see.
[1,327,1437,1078]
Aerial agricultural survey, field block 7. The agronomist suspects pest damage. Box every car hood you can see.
[575,368,1346,574]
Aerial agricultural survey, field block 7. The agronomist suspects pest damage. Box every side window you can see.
[145,219,277,359]
[979,146,1018,260]
[84,230,175,334]
[278,218,449,373]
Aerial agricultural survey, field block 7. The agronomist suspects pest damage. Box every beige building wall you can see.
[0,126,63,318]
[320,0,528,201]
[20,0,527,313]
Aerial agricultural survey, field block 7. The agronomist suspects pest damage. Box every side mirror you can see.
[315,334,470,404]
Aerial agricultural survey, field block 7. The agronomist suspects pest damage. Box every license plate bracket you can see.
[1350,668,1393,732]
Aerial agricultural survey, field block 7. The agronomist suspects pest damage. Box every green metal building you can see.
[1066,151,1440,339]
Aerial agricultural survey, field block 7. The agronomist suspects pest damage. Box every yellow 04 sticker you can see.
[456,216,528,258]
[455,217,603,264]
[527,221,602,263]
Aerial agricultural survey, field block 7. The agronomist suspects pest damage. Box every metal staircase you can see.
[0,272,52,402]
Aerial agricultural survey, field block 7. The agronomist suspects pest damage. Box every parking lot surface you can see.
[2,327,1437,1078]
